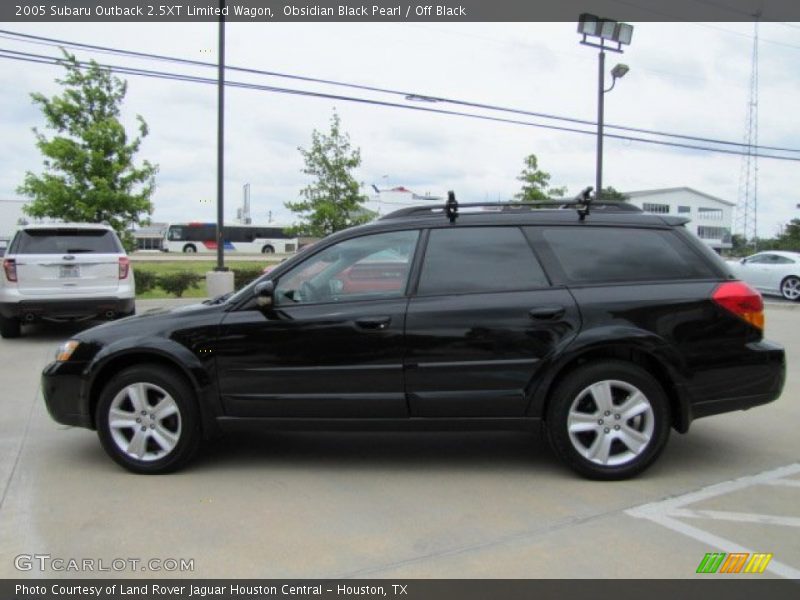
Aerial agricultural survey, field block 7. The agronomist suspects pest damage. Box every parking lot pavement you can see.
[0,302,797,579]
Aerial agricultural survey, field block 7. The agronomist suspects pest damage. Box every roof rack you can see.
[380,188,642,221]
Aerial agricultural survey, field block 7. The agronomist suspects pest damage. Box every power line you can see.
[1,28,798,155]
[2,47,799,163]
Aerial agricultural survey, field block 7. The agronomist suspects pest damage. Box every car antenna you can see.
[576,186,593,221]
[445,190,458,223]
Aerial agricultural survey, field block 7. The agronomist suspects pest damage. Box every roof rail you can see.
[380,198,642,221]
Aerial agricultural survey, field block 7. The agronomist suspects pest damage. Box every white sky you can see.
[0,21,798,237]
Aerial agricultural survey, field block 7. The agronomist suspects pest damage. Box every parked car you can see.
[0,223,135,338]
[40,201,785,479]
[727,251,800,302]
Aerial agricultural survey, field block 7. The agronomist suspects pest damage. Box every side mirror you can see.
[740,258,747,264]
[254,280,275,308]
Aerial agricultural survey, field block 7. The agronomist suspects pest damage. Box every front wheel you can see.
[781,276,800,302]
[182,244,197,254]
[545,360,670,480]
[261,245,275,254]
[95,365,201,474]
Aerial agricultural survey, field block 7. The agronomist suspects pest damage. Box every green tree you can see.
[514,154,566,202]
[18,51,157,250]
[286,110,370,236]
[598,186,629,201]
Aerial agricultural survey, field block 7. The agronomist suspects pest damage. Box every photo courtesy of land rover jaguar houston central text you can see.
[41,196,786,479]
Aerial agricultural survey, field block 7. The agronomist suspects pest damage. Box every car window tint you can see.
[540,227,714,283]
[14,229,122,254]
[275,230,418,305]
[417,227,549,295]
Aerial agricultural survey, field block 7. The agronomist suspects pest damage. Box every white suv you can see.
[0,223,135,338]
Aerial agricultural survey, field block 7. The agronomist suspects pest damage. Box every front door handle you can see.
[355,316,392,330]
[529,306,565,320]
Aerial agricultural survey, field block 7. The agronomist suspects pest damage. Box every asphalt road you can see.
[0,302,797,579]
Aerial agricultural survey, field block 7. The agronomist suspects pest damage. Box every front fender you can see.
[81,336,221,436]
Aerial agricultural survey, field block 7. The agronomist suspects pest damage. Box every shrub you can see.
[233,267,265,291]
[157,271,201,298]
[133,269,157,295]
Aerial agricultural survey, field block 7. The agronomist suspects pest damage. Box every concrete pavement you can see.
[0,302,797,579]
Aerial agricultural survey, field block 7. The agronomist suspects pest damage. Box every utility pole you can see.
[215,0,226,272]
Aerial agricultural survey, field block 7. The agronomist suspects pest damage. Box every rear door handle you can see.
[529,306,565,320]
[355,316,392,330]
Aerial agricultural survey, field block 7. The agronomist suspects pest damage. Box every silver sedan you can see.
[728,251,800,301]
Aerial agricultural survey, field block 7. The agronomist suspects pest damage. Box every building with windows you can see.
[132,223,167,251]
[624,187,734,252]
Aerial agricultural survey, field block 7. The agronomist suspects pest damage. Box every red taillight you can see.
[118,256,130,279]
[712,281,764,330]
[3,258,16,282]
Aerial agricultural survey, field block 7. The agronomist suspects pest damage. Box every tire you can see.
[183,244,196,254]
[95,364,201,474]
[780,276,800,302]
[0,315,21,339]
[261,245,275,254]
[545,360,670,480]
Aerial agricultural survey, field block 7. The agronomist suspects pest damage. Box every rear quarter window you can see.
[539,226,716,283]
[12,229,123,254]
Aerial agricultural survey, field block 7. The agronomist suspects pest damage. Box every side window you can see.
[540,227,715,283]
[275,230,418,305]
[746,254,771,264]
[417,227,549,295]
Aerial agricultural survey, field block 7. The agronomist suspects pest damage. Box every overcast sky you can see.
[0,20,798,237]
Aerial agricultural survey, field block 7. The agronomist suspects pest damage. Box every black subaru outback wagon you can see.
[42,198,785,479]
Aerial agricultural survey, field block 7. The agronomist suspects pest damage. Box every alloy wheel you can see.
[108,382,182,462]
[782,277,800,301]
[566,379,655,467]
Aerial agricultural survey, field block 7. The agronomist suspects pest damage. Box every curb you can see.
[765,302,800,311]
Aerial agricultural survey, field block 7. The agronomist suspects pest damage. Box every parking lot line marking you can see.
[626,463,800,580]
[763,479,800,488]
[627,463,800,518]
[668,508,800,528]
[640,513,800,579]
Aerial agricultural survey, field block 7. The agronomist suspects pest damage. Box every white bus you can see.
[162,222,298,254]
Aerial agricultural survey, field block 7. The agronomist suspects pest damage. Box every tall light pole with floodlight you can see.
[577,14,633,201]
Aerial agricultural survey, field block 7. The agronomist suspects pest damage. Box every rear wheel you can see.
[781,276,800,302]
[261,245,275,254]
[545,360,670,480]
[0,315,21,339]
[95,364,201,474]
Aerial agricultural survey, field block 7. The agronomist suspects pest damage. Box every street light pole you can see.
[578,14,633,202]
[596,49,605,201]
[215,0,226,272]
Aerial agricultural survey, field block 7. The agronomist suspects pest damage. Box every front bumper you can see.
[0,297,134,321]
[42,360,93,429]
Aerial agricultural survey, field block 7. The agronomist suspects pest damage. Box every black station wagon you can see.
[42,197,785,479]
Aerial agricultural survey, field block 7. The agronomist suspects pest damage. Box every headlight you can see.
[55,340,81,362]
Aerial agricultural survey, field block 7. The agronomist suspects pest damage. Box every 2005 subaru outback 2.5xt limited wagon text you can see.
[41,197,786,479]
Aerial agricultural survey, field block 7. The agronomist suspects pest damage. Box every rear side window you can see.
[12,229,122,254]
[417,227,549,295]
[540,227,715,283]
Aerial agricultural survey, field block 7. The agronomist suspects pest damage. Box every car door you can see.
[739,254,773,290]
[404,226,580,418]
[215,229,419,418]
